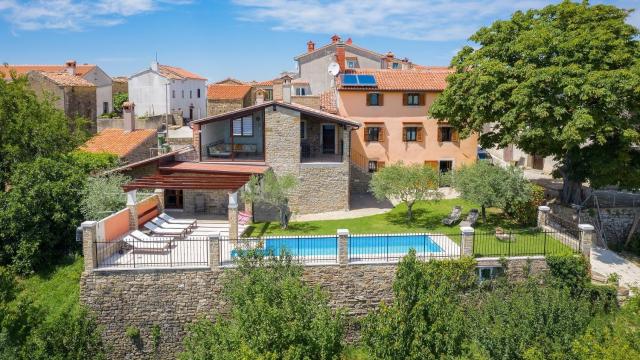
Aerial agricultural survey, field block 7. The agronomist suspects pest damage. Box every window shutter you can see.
[424,160,438,169]
[379,93,384,106]
[378,161,385,169]
[437,127,442,142]
[378,127,385,143]
[364,127,369,141]
[416,127,424,142]
[366,94,371,106]
[452,129,459,142]
[402,128,407,142]
[403,93,408,106]
[419,93,426,106]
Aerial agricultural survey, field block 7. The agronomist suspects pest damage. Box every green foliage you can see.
[243,170,298,229]
[507,184,546,226]
[546,254,590,291]
[125,325,140,340]
[0,76,88,185]
[151,323,161,351]
[181,251,345,360]
[430,1,640,203]
[362,252,477,359]
[112,92,128,114]
[369,163,443,221]
[67,150,119,174]
[80,173,130,220]
[0,157,87,274]
[451,162,531,221]
[0,267,16,303]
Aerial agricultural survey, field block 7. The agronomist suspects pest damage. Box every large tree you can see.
[430,1,640,204]
[243,170,298,229]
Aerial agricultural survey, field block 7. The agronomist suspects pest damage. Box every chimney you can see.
[345,37,353,45]
[307,40,315,53]
[150,61,159,72]
[335,42,346,72]
[273,78,283,101]
[255,89,265,105]
[331,34,341,44]
[386,51,395,68]
[64,60,77,75]
[123,101,135,132]
[282,76,292,103]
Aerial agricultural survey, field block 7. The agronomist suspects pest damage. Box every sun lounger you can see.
[143,221,186,236]
[460,209,480,227]
[442,206,462,226]
[123,231,172,250]
[159,213,196,227]
[495,227,516,242]
[150,217,192,230]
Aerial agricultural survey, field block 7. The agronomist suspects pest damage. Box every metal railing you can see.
[472,229,581,258]
[95,236,210,269]
[348,233,462,263]
[219,235,339,266]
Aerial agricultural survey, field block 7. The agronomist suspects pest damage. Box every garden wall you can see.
[80,258,548,360]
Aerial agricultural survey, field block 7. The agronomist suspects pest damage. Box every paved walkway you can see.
[591,246,640,289]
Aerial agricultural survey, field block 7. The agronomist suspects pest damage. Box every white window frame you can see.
[347,60,357,69]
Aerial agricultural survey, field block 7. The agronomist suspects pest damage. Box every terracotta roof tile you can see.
[82,128,157,158]
[1,64,95,80]
[338,68,453,91]
[251,79,274,86]
[320,90,338,114]
[157,64,206,80]
[37,71,96,87]
[207,84,252,100]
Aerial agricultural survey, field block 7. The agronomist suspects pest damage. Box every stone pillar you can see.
[82,221,98,272]
[537,205,551,228]
[338,229,349,265]
[460,226,474,257]
[578,224,594,259]
[192,123,201,160]
[244,199,253,215]
[126,190,138,230]
[154,189,165,212]
[209,234,220,269]
[228,192,239,239]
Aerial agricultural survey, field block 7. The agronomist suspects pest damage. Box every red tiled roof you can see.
[207,84,252,100]
[82,128,157,158]
[251,79,274,86]
[1,64,96,80]
[338,68,453,91]
[157,64,206,80]
[215,78,246,85]
[37,71,95,87]
[320,90,338,114]
[112,76,128,83]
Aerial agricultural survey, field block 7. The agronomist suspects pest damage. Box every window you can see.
[172,90,175,98]
[366,93,383,106]
[197,88,201,98]
[181,90,184,98]
[347,60,357,68]
[368,161,377,173]
[403,126,423,142]
[439,160,453,173]
[102,102,108,115]
[264,89,273,101]
[164,190,183,209]
[477,267,504,281]
[405,93,421,106]
[392,62,400,69]
[300,120,307,139]
[366,127,382,142]
[438,126,459,142]
[295,87,306,96]
[233,117,253,137]
[190,90,193,99]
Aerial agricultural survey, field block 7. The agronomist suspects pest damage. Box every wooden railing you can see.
[350,148,369,172]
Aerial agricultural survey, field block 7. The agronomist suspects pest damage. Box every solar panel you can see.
[356,75,376,86]
[342,74,358,85]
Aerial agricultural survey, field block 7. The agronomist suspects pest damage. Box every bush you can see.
[546,254,590,291]
[506,184,546,226]
[0,266,16,303]
[112,92,128,115]
[80,173,131,220]
[180,250,345,360]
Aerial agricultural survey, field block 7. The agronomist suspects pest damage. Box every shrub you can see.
[546,254,590,291]
[125,325,140,340]
[506,184,546,226]
[0,266,16,303]
[80,173,131,220]
[181,250,344,359]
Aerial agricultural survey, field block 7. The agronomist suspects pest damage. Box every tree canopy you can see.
[430,1,640,204]
[369,163,443,221]
[243,170,298,229]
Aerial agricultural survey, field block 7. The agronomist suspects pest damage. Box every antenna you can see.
[328,62,340,77]
[155,52,158,62]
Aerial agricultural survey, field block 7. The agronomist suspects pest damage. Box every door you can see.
[503,145,513,162]
[321,124,336,154]
[189,106,194,122]
[165,190,183,209]
[439,160,453,173]
[532,155,544,170]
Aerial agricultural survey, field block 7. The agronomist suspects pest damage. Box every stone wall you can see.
[349,162,371,194]
[112,81,128,96]
[206,98,246,116]
[97,116,164,132]
[292,95,321,109]
[80,257,548,359]
[293,163,350,214]
[122,134,158,164]
[182,189,230,214]
[264,106,300,175]
[551,205,639,246]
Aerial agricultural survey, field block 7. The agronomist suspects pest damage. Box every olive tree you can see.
[243,170,298,229]
[369,163,443,221]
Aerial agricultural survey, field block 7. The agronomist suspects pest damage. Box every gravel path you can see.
[591,246,640,289]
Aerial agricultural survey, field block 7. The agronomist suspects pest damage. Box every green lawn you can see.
[245,199,575,257]
[12,255,84,319]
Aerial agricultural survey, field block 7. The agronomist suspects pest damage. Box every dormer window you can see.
[392,62,400,69]
[295,87,306,96]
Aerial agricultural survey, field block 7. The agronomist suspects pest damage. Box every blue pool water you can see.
[263,234,443,258]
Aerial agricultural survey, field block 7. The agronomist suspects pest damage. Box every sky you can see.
[0,0,638,82]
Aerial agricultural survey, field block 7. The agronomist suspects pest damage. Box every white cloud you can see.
[232,0,639,41]
[0,0,192,31]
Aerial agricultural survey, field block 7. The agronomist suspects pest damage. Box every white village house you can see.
[128,61,207,122]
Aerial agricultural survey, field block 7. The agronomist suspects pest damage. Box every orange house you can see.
[336,69,478,173]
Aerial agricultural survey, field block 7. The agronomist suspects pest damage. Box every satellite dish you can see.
[328,62,340,76]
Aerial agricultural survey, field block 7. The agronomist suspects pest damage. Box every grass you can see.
[11,255,84,319]
[245,198,575,257]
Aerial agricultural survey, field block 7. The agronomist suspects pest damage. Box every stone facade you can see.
[207,98,249,116]
[349,162,371,194]
[551,205,639,246]
[182,189,230,215]
[80,256,548,359]
[291,95,321,109]
[122,134,158,164]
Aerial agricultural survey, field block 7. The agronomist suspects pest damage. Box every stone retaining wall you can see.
[80,257,548,360]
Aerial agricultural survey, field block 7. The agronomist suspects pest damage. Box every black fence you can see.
[95,236,210,269]
[472,229,581,258]
[347,233,462,263]
[219,235,339,266]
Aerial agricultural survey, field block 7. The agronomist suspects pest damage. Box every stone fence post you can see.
[460,226,474,257]
[537,205,551,228]
[126,190,138,231]
[337,229,349,265]
[209,234,220,269]
[82,221,98,272]
[154,189,165,213]
[578,224,594,259]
